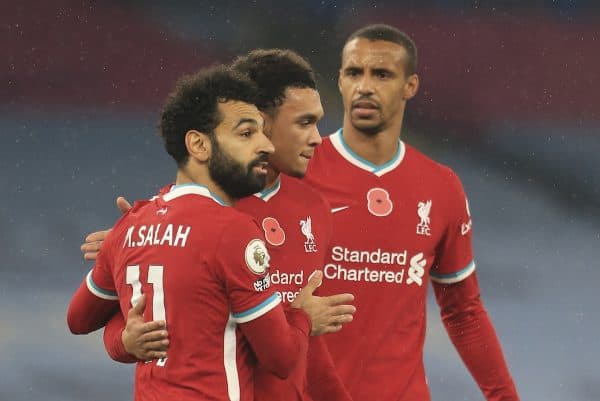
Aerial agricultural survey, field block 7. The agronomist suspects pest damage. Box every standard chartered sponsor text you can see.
[331,246,407,265]
[327,246,425,284]
[325,264,406,283]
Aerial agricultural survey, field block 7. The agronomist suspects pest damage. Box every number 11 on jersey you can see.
[126,264,168,367]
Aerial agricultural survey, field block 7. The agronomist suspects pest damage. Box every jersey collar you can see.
[329,128,405,177]
[253,175,281,202]
[162,183,228,206]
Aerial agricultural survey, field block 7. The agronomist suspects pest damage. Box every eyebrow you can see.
[296,113,321,122]
[234,118,259,129]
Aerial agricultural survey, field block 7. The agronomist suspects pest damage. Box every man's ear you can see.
[402,74,419,100]
[185,130,211,162]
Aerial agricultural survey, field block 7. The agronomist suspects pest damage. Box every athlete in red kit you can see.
[302,24,520,401]
[67,65,354,401]
[91,50,354,401]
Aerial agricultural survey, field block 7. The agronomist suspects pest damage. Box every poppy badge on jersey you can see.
[262,217,286,246]
[367,188,393,217]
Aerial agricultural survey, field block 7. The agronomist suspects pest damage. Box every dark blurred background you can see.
[1,1,599,400]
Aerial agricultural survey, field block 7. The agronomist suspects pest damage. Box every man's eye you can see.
[241,130,251,137]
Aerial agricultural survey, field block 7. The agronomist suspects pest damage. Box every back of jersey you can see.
[102,185,279,401]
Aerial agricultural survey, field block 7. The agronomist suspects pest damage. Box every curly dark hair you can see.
[230,49,316,115]
[346,24,417,76]
[159,65,258,167]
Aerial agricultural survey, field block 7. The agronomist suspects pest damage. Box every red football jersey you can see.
[304,130,476,401]
[236,174,333,401]
[88,184,281,401]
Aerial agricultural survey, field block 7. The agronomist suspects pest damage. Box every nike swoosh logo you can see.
[331,206,350,214]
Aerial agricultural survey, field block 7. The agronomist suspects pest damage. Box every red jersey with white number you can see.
[88,184,280,401]
[236,174,333,401]
[304,130,476,401]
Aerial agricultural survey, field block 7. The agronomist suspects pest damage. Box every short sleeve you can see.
[215,215,280,323]
[430,170,476,284]
[87,231,118,300]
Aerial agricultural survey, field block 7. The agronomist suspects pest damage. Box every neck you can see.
[264,166,280,190]
[341,113,404,165]
[175,168,235,206]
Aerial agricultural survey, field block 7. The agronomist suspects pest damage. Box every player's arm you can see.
[237,270,354,379]
[67,272,119,334]
[237,293,311,379]
[67,237,120,334]
[103,295,168,363]
[219,216,354,380]
[433,274,519,401]
[109,272,353,371]
[432,170,519,400]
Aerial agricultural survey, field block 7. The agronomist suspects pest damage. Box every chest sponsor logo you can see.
[406,253,426,286]
[244,239,271,275]
[271,269,305,303]
[416,200,432,236]
[325,246,428,286]
[262,217,285,246]
[367,188,393,217]
[156,207,168,216]
[300,216,317,253]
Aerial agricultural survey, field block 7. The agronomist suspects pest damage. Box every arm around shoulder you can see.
[239,301,311,379]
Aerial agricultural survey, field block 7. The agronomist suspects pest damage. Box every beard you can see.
[208,136,268,200]
[349,99,386,136]
[351,119,385,136]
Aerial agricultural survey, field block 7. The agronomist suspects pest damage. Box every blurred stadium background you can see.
[1,1,598,400]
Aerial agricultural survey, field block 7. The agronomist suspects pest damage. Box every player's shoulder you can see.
[282,175,326,200]
[282,175,331,210]
[110,199,153,234]
[315,132,337,157]
[184,198,259,233]
[404,142,460,181]
[209,205,263,240]
[307,132,341,178]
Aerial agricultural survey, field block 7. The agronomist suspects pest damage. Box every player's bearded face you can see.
[208,135,268,199]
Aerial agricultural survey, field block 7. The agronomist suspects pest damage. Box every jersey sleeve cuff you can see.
[231,293,281,323]
[430,260,476,284]
[86,270,118,300]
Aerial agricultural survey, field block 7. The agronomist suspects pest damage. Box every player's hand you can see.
[81,230,110,261]
[291,270,356,336]
[122,295,169,361]
[80,196,133,261]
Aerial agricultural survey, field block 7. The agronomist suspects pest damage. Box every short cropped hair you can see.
[231,49,316,114]
[346,24,417,76]
[159,65,258,167]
